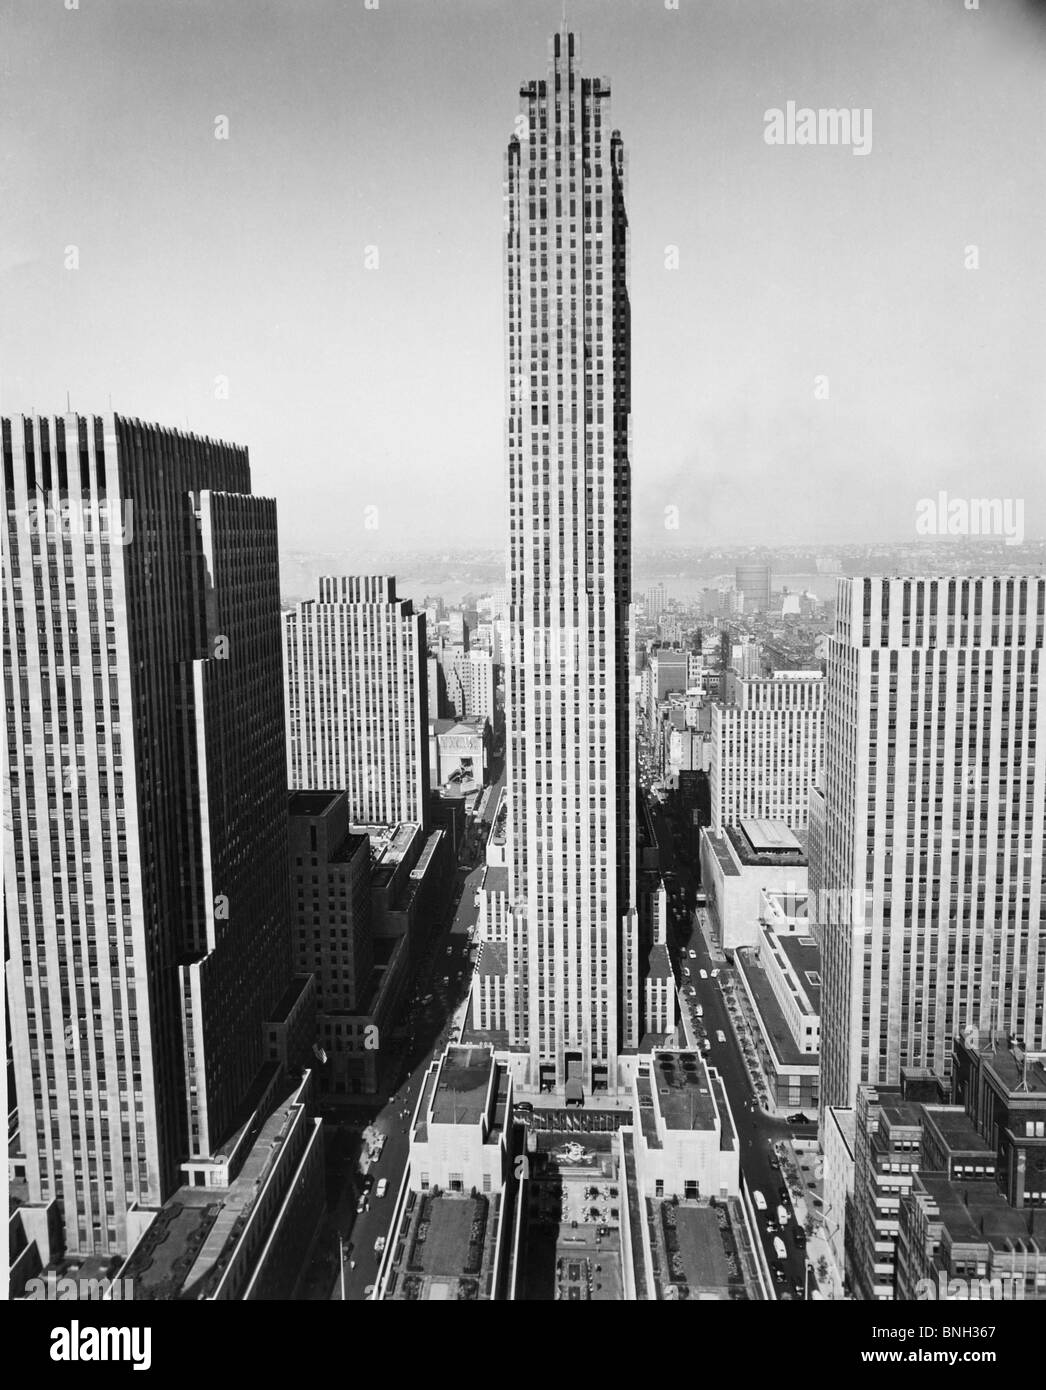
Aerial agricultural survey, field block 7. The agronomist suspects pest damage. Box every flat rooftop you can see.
[701,828,740,877]
[288,790,341,818]
[923,1106,993,1156]
[739,818,803,853]
[431,1046,493,1126]
[770,929,822,1014]
[918,1175,1046,1249]
[482,865,508,894]
[477,941,507,977]
[651,1052,717,1131]
[736,951,818,1069]
[726,823,807,869]
[974,1042,1046,1098]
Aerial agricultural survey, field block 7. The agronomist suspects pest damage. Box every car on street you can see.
[375,1178,388,1198]
[694,1004,703,1018]
[686,985,696,997]
[699,969,708,980]
[688,949,697,959]
[702,1040,711,1054]
[777,1204,790,1227]
[711,968,720,978]
[682,967,690,978]
[773,1237,787,1261]
[356,1194,367,1214]
[716,1029,726,1043]
[752,1190,767,1211]
[787,1112,811,1125]
[374,1236,386,1254]
[446,946,453,955]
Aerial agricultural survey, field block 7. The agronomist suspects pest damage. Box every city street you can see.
[319,772,504,1300]
[649,797,814,1299]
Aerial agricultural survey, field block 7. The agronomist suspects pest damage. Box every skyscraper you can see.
[3,413,298,1256]
[283,576,430,826]
[709,671,824,833]
[504,29,638,1094]
[735,564,771,614]
[816,575,1045,1112]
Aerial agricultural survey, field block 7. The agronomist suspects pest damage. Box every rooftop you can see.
[431,1046,493,1127]
[477,941,507,977]
[726,822,807,869]
[770,929,822,1014]
[288,790,341,818]
[650,1052,717,1132]
[739,818,803,854]
[701,827,740,878]
[923,1106,993,1156]
[482,865,508,895]
[385,1191,500,1301]
[735,950,818,1069]
[917,1175,1046,1251]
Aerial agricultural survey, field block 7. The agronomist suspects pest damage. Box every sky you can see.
[2,0,1044,553]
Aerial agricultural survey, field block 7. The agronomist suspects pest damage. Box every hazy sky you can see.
[3,0,1044,552]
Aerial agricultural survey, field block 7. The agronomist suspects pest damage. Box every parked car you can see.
[682,967,690,978]
[688,949,697,959]
[375,1178,388,1198]
[773,1236,787,1262]
[716,1029,726,1043]
[699,969,708,980]
[702,1040,711,1055]
[787,1112,811,1125]
[710,968,720,978]
[752,1189,767,1211]
[374,1235,386,1254]
[777,1204,790,1227]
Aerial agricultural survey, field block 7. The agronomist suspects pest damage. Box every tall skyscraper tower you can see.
[816,575,1045,1112]
[735,563,771,614]
[283,576,430,826]
[504,29,638,1094]
[3,414,298,1256]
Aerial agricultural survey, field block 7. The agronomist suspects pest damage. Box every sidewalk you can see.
[694,907,727,965]
[773,1136,845,1300]
[718,976,775,1114]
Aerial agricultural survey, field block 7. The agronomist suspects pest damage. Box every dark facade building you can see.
[3,413,305,1258]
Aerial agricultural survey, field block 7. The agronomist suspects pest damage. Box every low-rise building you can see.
[699,819,808,952]
[733,889,820,1113]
